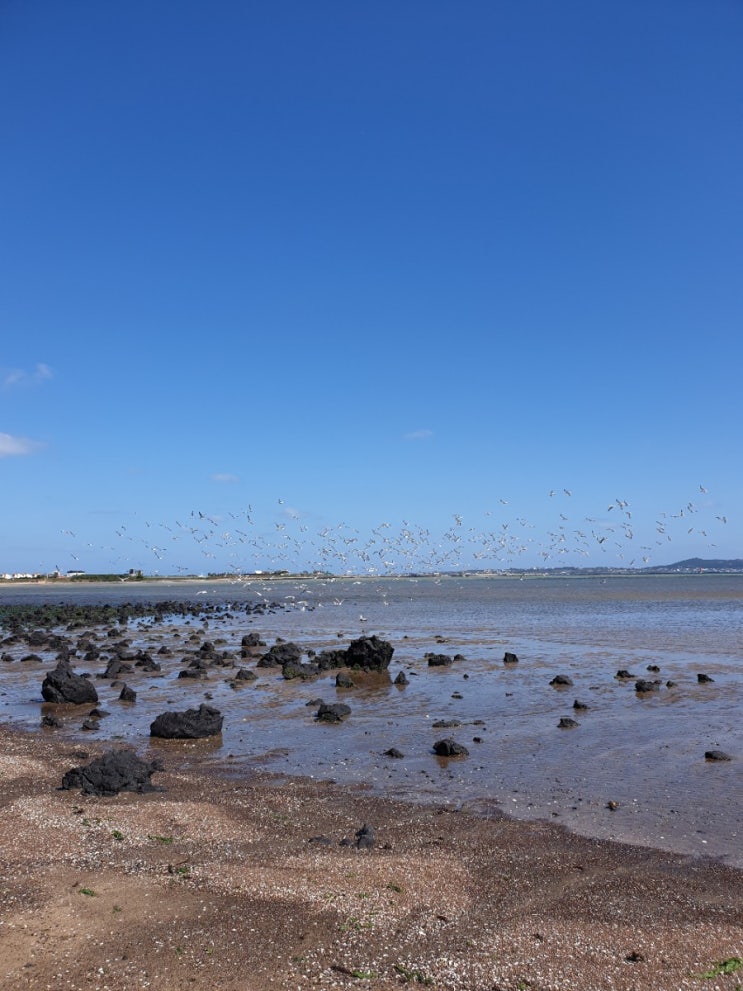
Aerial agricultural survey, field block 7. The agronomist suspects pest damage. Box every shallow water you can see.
[1,574,741,866]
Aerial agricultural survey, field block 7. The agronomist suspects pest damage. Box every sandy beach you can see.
[1,724,741,991]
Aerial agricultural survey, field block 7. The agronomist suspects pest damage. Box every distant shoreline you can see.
[3,568,743,588]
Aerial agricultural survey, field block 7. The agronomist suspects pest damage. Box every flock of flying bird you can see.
[55,485,732,577]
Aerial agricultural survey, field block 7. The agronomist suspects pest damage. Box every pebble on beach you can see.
[315,702,351,723]
[433,738,469,757]
[704,750,732,762]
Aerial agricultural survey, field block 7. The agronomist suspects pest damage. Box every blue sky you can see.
[2,0,741,575]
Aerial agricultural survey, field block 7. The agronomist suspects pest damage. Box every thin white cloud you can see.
[403,429,434,441]
[0,432,42,456]
[1,363,54,389]
[212,472,240,484]
[1,369,25,388]
[34,362,53,381]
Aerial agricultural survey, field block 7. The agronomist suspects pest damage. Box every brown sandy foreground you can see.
[1,727,741,991]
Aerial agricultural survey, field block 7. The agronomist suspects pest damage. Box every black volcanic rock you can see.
[61,749,163,796]
[426,652,454,667]
[549,675,573,688]
[150,704,223,739]
[177,661,210,679]
[635,679,661,693]
[705,750,732,761]
[282,660,321,681]
[355,823,375,849]
[345,636,393,671]
[258,642,301,668]
[433,738,469,757]
[134,651,161,671]
[315,702,351,723]
[41,660,99,704]
[27,630,50,647]
[503,652,519,664]
[100,657,133,679]
[315,648,349,670]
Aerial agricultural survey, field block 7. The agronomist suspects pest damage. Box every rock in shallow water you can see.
[426,652,454,667]
[258,641,301,668]
[41,660,99,705]
[315,702,351,723]
[345,635,394,671]
[150,703,223,739]
[705,750,732,762]
[433,738,469,757]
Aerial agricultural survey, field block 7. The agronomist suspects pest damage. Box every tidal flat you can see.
[0,574,740,866]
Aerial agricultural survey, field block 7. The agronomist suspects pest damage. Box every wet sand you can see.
[1,724,742,991]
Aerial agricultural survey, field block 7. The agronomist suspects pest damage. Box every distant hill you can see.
[463,558,743,577]
[657,558,743,571]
